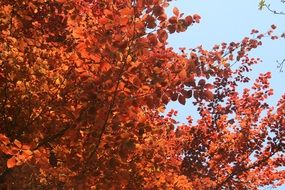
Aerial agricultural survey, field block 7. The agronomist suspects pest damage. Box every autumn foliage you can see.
[0,0,284,189]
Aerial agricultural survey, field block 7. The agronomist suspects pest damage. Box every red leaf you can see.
[204,90,214,100]
[147,33,158,45]
[198,79,206,86]
[169,16,178,24]
[171,92,178,101]
[162,94,170,105]
[205,83,214,89]
[271,24,277,30]
[185,16,193,26]
[153,5,164,17]
[178,95,186,105]
[182,89,192,98]
[193,14,201,23]
[158,29,168,43]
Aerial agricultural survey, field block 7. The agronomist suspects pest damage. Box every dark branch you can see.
[277,59,285,72]
[214,150,277,189]
[264,4,285,15]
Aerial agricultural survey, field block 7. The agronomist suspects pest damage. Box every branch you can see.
[264,4,285,15]
[214,151,277,189]
[83,4,139,168]
[85,55,128,165]
[277,59,285,72]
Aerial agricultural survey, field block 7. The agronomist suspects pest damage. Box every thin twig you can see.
[264,4,285,15]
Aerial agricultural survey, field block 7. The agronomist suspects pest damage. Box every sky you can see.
[165,0,285,189]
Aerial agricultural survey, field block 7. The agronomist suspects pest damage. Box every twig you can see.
[264,4,285,15]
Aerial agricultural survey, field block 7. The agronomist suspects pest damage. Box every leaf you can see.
[120,7,133,16]
[173,7,180,17]
[147,33,158,45]
[158,29,168,43]
[162,94,170,104]
[185,76,195,87]
[14,139,22,148]
[171,92,178,101]
[178,95,186,105]
[23,149,33,156]
[103,9,113,16]
[3,5,12,14]
[0,134,10,145]
[194,90,199,99]
[99,17,109,25]
[22,144,31,150]
[90,54,101,63]
[179,69,187,80]
[153,5,164,17]
[193,14,201,23]
[100,62,112,72]
[169,16,178,24]
[7,157,17,168]
[205,83,214,89]
[182,89,192,98]
[204,90,214,100]
[120,17,129,26]
[184,16,193,26]
[198,79,206,86]
[55,78,61,85]
[167,25,176,34]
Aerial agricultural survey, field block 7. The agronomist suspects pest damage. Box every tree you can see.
[0,0,284,189]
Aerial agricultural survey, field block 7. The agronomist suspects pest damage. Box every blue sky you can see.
[165,0,285,189]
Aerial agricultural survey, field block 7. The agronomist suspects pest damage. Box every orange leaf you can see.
[23,149,33,156]
[120,17,129,26]
[100,62,111,72]
[90,54,101,63]
[22,144,31,150]
[103,9,113,16]
[173,7,180,17]
[179,69,187,80]
[3,5,12,14]
[99,17,109,25]
[0,134,10,145]
[14,139,22,148]
[7,157,17,168]
[120,7,133,16]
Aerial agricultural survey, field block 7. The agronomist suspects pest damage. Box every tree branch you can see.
[264,4,285,15]
[214,151,277,189]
